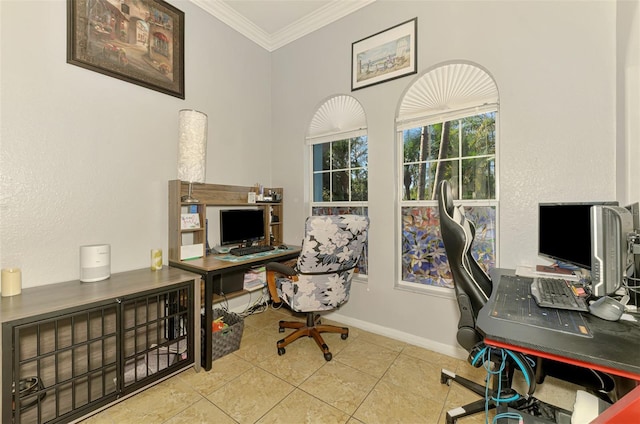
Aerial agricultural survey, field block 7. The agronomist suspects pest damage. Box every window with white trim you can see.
[307,95,369,274]
[396,62,499,289]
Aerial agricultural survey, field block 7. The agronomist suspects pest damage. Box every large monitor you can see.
[538,203,611,270]
[219,209,265,247]
[538,201,633,297]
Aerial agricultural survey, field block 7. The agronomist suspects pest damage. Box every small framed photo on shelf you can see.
[181,213,200,229]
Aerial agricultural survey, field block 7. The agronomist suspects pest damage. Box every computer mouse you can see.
[278,244,288,250]
[588,296,625,321]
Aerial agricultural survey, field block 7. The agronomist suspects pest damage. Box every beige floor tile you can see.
[257,337,329,385]
[163,398,236,424]
[98,376,202,423]
[402,344,463,371]
[241,322,264,338]
[177,354,253,396]
[354,330,407,352]
[207,366,294,424]
[256,388,350,424]
[354,379,442,424]
[234,328,282,364]
[334,338,398,378]
[244,307,292,330]
[382,353,450,404]
[78,310,579,424]
[300,361,379,415]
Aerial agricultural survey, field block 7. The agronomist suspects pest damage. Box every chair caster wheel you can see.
[278,347,286,356]
[324,352,332,361]
[341,333,348,340]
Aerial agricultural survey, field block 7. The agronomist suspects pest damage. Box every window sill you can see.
[353,273,368,284]
[395,280,456,300]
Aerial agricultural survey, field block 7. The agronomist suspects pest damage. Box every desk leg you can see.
[204,273,214,371]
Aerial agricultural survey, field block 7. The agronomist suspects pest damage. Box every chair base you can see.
[277,312,348,361]
[440,369,572,424]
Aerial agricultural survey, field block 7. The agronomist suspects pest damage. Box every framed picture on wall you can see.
[351,18,417,91]
[67,0,185,99]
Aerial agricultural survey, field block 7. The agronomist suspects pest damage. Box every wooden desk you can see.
[170,247,301,370]
[477,268,640,422]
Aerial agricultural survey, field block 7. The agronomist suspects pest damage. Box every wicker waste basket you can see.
[204,309,244,361]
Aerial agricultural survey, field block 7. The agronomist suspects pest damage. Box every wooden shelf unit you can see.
[1,268,198,424]
[168,180,284,262]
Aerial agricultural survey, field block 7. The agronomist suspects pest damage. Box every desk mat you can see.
[216,248,293,262]
[490,275,592,337]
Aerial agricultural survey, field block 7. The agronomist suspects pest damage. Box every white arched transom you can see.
[397,62,498,124]
[307,95,366,143]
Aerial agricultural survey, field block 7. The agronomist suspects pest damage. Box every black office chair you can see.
[436,180,615,424]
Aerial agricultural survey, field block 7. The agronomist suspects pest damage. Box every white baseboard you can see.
[326,311,467,360]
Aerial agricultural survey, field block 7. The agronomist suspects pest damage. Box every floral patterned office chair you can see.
[266,215,369,361]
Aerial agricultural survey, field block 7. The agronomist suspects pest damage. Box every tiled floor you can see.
[80,306,578,424]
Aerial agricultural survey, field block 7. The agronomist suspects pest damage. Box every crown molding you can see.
[190,0,375,52]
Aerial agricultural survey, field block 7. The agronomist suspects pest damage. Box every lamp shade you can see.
[178,109,207,183]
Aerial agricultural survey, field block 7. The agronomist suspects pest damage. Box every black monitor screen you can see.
[220,209,265,246]
[538,202,616,270]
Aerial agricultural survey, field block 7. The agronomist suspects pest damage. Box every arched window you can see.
[396,62,499,289]
[307,95,369,274]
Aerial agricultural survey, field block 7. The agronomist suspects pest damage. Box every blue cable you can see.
[477,347,525,424]
[493,412,523,424]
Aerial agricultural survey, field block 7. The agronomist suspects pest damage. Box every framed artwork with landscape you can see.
[67,0,185,99]
[351,18,417,91]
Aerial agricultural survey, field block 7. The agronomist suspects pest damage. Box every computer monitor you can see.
[219,209,265,247]
[538,203,613,270]
[538,201,632,297]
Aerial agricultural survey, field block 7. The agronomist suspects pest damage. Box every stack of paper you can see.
[244,266,266,291]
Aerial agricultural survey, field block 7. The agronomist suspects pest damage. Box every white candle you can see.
[151,249,163,271]
[1,268,22,297]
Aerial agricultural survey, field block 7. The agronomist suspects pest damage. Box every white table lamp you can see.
[178,109,207,203]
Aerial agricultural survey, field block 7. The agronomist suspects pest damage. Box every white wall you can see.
[0,0,272,287]
[617,0,640,205]
[271,1,618,352]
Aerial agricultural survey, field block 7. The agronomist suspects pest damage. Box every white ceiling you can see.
[190,0,376,51]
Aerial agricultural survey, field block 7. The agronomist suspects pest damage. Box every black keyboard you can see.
[229,245,275,256]
[530,277,589,312]
[493,275,592,337]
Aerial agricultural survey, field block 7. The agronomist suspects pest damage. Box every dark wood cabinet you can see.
[1,268,198,423]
